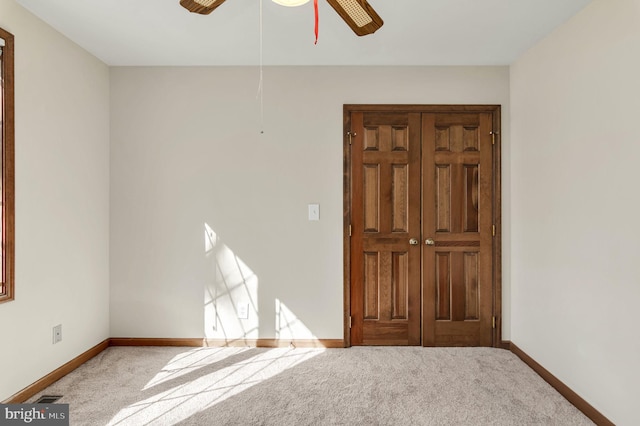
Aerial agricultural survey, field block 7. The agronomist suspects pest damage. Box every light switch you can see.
[308,204,320,221]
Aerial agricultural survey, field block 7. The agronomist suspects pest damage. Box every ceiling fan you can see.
[179,0,384,37]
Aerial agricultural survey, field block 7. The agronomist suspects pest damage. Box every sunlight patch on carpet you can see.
[142,347,253,391]
[107,348,324,425]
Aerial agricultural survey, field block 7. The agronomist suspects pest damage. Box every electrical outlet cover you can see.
[53,324,62,344]
[237,303,249,319]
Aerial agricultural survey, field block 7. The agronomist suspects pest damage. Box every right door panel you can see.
[422,113,494,346]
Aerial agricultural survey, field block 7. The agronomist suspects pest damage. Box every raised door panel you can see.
[351,112,421,346]
[423,112,493,347]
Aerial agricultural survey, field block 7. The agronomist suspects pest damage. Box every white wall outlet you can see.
[308,204,320,221]
[53,324,62,344]
[237,303,249,319]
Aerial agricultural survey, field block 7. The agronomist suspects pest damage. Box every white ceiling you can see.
[15,0,593,66]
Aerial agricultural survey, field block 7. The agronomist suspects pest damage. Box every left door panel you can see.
[350,112,422,345]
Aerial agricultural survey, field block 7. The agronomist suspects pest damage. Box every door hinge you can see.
[348,316,352,328]
[492,316,496,329]
[490,131,498,145]
[347,131,356,145]
[492,225,496,237]
[349,225,352,237]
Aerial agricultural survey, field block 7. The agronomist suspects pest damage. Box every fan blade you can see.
[180,0,227,15]
[326,0,383,36]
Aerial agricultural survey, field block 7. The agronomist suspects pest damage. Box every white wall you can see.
[510,0,640,424]
[110,66,510,341]
[0,1,110,401]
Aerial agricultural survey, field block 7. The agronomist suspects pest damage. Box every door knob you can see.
[425,238,435,246]
[409,238,419,245]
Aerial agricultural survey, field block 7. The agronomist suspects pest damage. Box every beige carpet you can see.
[28,346,593,425]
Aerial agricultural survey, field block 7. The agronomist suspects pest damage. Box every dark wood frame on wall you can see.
[342,104,502,347]
[0,27,15,304]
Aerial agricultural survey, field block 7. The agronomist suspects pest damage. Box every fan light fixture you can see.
[326,0,383,36]
[272,0,311,6]
[179,0,227,15]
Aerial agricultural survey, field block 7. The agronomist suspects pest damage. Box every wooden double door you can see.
[345,105,501,347]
